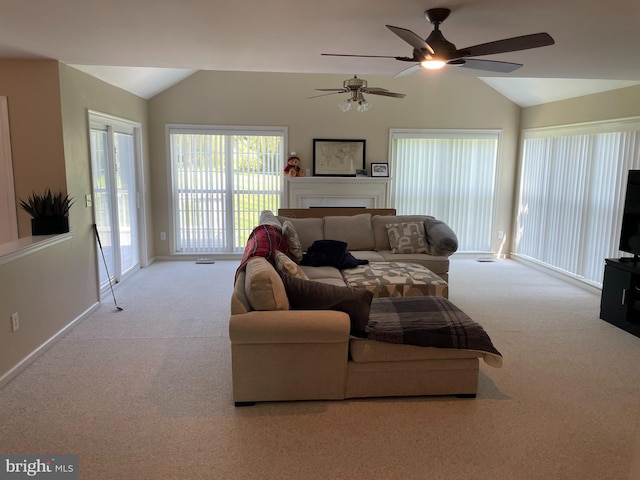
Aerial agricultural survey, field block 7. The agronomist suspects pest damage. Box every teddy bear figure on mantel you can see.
[284,152,305,177]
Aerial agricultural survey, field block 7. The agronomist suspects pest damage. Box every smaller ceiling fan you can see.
[309,75,406,112]
[322,8,555,76]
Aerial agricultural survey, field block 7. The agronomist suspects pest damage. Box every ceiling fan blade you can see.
[449,58,523,73]
[314,88,347,92]
[365,90,406,98]
[454,32,554,59]
[321,53,399,59]
[386,25,434,55]
[308,91,345,99]
[393,63,422,78]
[363,87,389,93]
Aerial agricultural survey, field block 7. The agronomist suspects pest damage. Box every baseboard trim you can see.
[510,254,602,294]
[0,302,100,389]
[155,254,242,262]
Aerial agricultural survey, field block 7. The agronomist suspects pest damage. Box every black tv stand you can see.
[600,258,640,338]
[618,255,640,264]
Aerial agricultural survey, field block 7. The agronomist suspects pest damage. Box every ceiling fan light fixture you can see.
[338,99,352,112]
[421,59,446,70]
[356,100,371,112]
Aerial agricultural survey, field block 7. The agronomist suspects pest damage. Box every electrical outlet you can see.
[498,231,504,240]
[160,232,167,241]
[11,312,19,332]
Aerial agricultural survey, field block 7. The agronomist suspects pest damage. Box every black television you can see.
[619,170,640,261]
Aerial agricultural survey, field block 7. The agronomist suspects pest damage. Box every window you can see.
[390,129,500,252]
[515,119,640,286]
[169,126,286,254]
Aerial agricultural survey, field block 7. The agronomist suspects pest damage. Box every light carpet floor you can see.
[1,257,640,479]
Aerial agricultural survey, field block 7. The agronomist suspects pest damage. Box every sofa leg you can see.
[456,393,477,399]
[234,401,257,407]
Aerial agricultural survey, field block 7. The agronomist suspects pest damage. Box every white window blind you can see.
[516,119,640,286]
[169,127,285,253]
[390,129,500,252]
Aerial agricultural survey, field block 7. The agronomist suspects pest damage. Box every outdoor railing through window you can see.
[170,128,285,253]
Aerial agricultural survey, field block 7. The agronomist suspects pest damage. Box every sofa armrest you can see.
[229,310,351,345]
[424,219,458,256]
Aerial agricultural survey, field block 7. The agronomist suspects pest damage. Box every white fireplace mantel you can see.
[286,177,390,208]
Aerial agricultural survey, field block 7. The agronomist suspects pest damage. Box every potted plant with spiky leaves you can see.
[19,189,74,235]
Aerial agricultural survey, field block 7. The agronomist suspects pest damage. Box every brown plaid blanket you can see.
[367,296,502,367]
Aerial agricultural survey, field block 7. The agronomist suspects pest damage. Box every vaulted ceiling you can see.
[2,0,639,105]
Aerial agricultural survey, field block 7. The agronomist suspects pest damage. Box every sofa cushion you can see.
[274,251,308,280]
[282,273,373,334]
[282,220,303,263]
[349,338,485,363]
[350,250,386,262]
[372,215,433,251]
[299,265,347,287]
[277,217,324,252]
[385,221,428,254]
[231,270,251,315]
[244,257,289,311]
[323,213,374,251]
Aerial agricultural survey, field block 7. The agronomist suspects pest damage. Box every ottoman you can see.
[341,261,449,298]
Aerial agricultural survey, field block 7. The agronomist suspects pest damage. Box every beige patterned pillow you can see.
[274,251,308,280]
[385,222,428,254]
[282,220,303,263]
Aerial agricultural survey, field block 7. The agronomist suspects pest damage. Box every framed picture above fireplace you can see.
[313,138,365,177]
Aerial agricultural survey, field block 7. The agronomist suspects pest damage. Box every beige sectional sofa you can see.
[229,208,501,405]
[275,207,457,281]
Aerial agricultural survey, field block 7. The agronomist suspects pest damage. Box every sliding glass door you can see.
[169,126,286,254]
[89,112,142,292]
[390,129,500,252]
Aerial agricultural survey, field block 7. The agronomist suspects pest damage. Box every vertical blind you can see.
[390,130,500,252]
[170,127,285,253]
[516,120,640,286]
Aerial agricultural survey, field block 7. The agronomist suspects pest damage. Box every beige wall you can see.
[149,71,522,256]
[58,64,152,269]
[521,85,640,130]
[0,62,150,383]
[515,84,640,253]
[0,59,67,237]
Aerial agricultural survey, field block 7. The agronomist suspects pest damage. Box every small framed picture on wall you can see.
[370,163,389,177]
